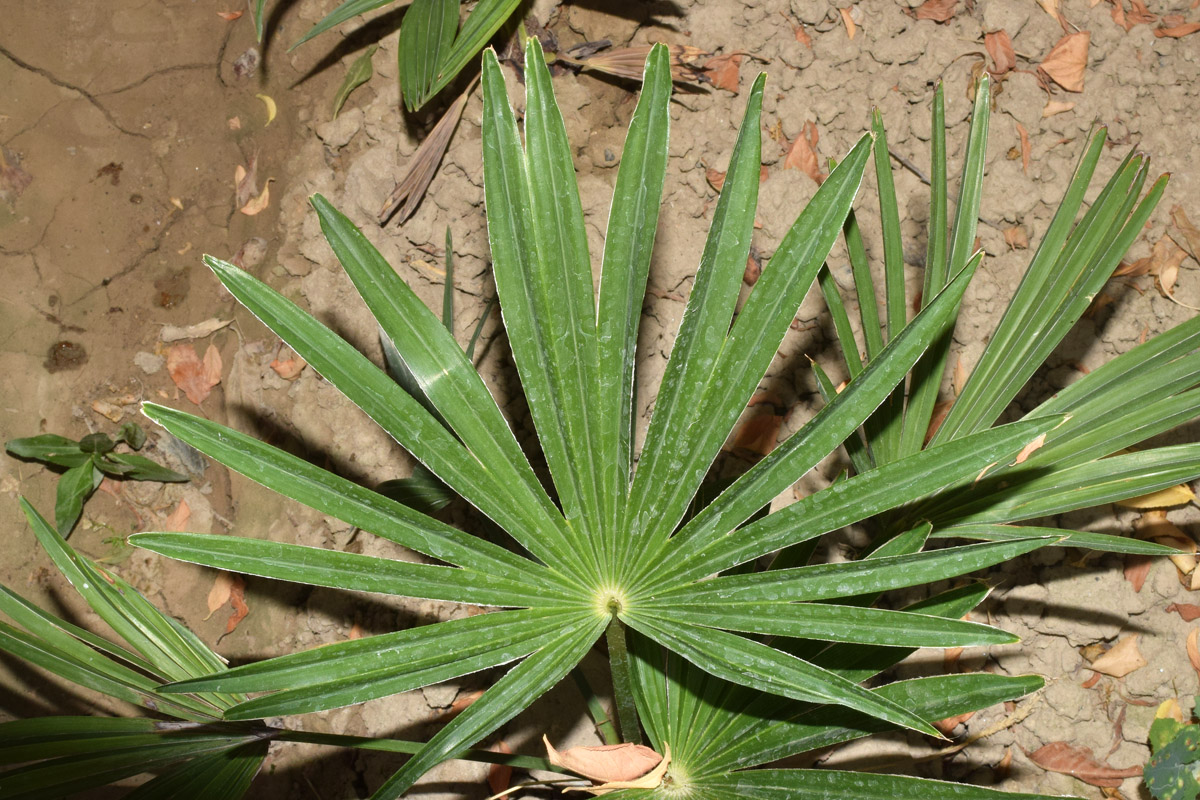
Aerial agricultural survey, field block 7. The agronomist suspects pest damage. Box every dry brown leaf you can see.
[217,10,244,21]
[933,710,974,735]
[1171,206,1200,262]
[1027,741,1143,788]
[925,399,953,444]
[1188,629,1200,679]
[1081,671,1102,689]
[1004,225,1029,249]
[544,736,663,785]
[160,318,232,342]
[1043,100,1076,117]
[90,400,123,423]
[914,0,958,23]
[794,22,813,48]
[234,154,258,209]
[1119,481,1196,509]
[705,167,726,192]
[1123,554,1152,592]
[1166,603,1200,622]
[270,356,306,381]
[224,574,249,636]
[164,499,192,532]
[785,121,825,185]
[379,88,468,225]
[1014,433,1047,465]
[952,358,968,397]
[442,689,485,720]
[239,178,273,216]
[985,30,1016,74]
[205,570,234,620]
[1157,698,1186,725]
[743,251,762,286]
[1015,122,1031,173]
[1154,238,1189,298]
[731,413,782,456]
[839,7,857,39]
[167,343,222,405]
[704,52,744,93]
[1156,19,1200,37]
[1037,0,1062,19]
[568,45,708,83]
[1088,634,1147,677]
[487,741,513,796]
[1134,510,1197,575]
[1128,0,1159,25]
[1040,32,1090,93]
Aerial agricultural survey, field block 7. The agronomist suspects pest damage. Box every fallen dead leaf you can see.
[1040,32,1090,93]
[1123,554,1152,592]
[1004,225,1029,249]
[1043,100,1076,117]
[1015,122,1031,173]
[1037,0,1064,24]
[839,6,857,39]
[1128,0,1159,26]
[1156,18,1200,37]
[1171,206,1200,263]
[205,570,234,621]
[705,167,726,192]
[224,574,249,636]
[217,10,243,21]
[239,178,274,216]
[160,318,232,342]
[704,52,744,93]
[1134,510,1197,576]
[379,88,469,225]
[442,689,485,720]
[1189,629,1200,679]
[743,251,762,286]
[234,154,258,209]
[1088,634,1147,678]
[730,413,782,456]
[255,93,277,126]
[914,0,958,23]
[487,741,513,796]
[1027,741,1143,788]
[545,737,663,784]
[1157,698,1185,725]
[91,399,124,423]
[567,45,708,84]
[784,120,825,185]
[1081,671,1102,689]
[952,358,968,397]
[794,21,813,48]
[230,237,268,271]
[933,710,974,736]
[1119,481,1196,509]
[985,29,1016,75]
[270,355,307,381]
[1166,603,1200,622]
[164,499,192,532]
[1014,433,1047,465]
[167,343,222,405]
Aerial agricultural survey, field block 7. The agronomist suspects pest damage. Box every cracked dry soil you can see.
[4,0,1200,798]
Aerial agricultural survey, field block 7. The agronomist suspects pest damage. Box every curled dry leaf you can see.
[705,167,726,192]
[217,10,244,21]
[914,0,959,23]
[1166,603,1200,622]
[1004,225,1029,249]
[933,710,974,736]
[487,741,513,796]
[545,737,669,795]
[379,88,469,225]
[1123,554,1152,592]
[160,318,232,343]
[205,570,234,621]
[730,412,782,456]
[1027,741,1143,788]
[270,355,307,381]
[1188,629,1200,679]
[255,93,277,126]
[785,120,825,185]
[1043,100,1076,117]
[1156,18,1200,38]
[1171,205,1200,263]
[1039,32,1090,93]
[1088,634,1147,678]
[574,45,709,83]
[167,343,222,405]
[839,7,857,39]
[1015,122,1031,173]
[91,400,124,423]
[234,153,258,209]
[985,29,1016,75]
[164,499,192,533]
[441,688,485,720]
[704,52,745,93]
[239,178,274,216]
[1134,510,1197,576]
[224,574,249,636]
[1128,0,1159,26]
[1119,481,1196,509]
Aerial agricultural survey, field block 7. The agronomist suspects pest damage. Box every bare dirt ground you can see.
[3,0,1200,797]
